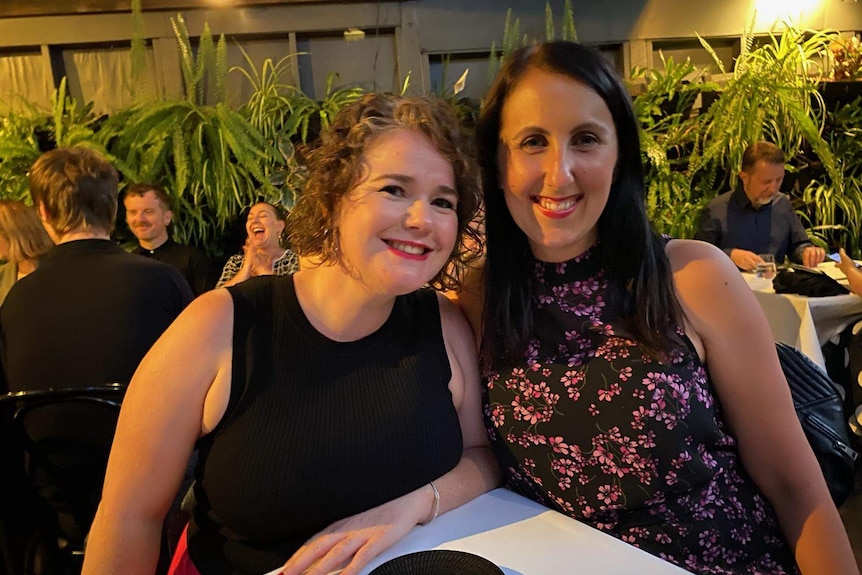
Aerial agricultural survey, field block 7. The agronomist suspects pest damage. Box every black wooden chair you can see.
[0,384,125,575]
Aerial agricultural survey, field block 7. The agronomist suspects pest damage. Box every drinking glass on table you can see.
[756,254,777,279]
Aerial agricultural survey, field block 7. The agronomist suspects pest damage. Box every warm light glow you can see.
[754,0,823,26]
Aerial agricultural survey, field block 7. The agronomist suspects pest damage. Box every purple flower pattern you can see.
[483,247,798,575]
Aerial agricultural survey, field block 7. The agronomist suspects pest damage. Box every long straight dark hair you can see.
[476,41,683,364]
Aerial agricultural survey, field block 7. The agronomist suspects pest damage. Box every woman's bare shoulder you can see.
[444,260,485,344]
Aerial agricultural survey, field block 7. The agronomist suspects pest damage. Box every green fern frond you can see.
[129,0,147,103]
[171,15,197,103]
[562,0,578,42]
[215,34,228,105]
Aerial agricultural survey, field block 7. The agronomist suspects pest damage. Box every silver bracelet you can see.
[419,481,440,526]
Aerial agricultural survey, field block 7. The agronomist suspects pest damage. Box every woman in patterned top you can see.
[452,41,856,575]
[216,201,299,287]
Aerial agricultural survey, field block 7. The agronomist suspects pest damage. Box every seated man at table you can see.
[0,147,193,394]
[695,141,826,271]
[124,183,215,296]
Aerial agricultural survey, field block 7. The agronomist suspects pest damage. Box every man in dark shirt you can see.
[695,141,826,271]
[0,148,194,393]
[124,183,214,296]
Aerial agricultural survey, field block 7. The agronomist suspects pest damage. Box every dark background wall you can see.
[0,0,859,111]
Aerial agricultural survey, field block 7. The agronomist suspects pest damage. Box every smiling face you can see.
[335,128,459,296]
[124,190,171,248]
[497,68,618,263]
[246,203,285,249]
[740,160,785,208]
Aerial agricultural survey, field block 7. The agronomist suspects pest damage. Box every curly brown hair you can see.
[288,93,482,291]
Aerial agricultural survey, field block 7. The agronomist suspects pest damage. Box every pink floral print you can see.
[484,246,798,575]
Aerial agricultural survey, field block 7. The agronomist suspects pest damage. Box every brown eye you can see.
[432,197,456,210]
[572,133,599,147]
[519,135,548,151]
[381,185,406,197]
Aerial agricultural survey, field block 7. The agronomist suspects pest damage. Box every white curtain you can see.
[63,45,159,115]
[0,51,53,112]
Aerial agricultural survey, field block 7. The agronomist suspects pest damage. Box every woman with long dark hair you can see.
[453,41,856,575]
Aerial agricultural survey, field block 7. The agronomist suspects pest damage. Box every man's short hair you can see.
[29,147,119,235]
[741,141,785,173]
[124,183,172,212]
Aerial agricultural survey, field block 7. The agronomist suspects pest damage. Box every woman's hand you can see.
[279,486,432,575]
[836,248,857,276]
[837,248,862,297]
[247,244,278,277]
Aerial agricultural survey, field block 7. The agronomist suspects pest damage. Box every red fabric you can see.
[167,524,201,575]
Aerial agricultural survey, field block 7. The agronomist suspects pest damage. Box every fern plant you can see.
[0,109,42,202]
[488,1,576,86]
[803,97,862,256]
[0,78,106,203]
[632,55,719,238]
[693,25,841,193]
[99,15,277,255]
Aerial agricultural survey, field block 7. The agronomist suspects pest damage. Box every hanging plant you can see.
[99,14,278,255]
[693,24,841,191]
[632,54,719,238]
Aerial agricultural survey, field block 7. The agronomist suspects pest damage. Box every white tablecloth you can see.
[262,488,692,575]
[264,489,691,575]
[743,268,862,370]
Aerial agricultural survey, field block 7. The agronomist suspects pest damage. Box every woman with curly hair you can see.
[83,93,499,575]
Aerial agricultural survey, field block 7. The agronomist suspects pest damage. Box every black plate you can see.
[368,550,504,575]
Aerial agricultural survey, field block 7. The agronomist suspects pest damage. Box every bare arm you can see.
[669,239,857,575]
[82,290,234,575]
[280,293,500,575]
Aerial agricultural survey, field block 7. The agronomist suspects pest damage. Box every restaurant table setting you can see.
[743,261,862,370]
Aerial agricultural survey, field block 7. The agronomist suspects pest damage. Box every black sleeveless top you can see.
[187,276,463,575]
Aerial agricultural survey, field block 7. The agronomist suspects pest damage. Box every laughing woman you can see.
[215,201,299,288]
[82,94,499,575]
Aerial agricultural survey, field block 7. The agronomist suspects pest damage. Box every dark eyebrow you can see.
[573,121,612,133]
[510,121,612,141]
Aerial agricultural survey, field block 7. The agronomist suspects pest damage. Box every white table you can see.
[357,488,691,575]
[743,266,862,370]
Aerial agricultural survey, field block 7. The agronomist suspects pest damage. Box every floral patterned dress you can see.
[484,246,799,575]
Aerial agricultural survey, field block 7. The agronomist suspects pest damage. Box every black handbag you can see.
[772,266,849,297]
[775,342,858,506]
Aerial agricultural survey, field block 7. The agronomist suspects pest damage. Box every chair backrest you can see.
[0,384,126,547]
